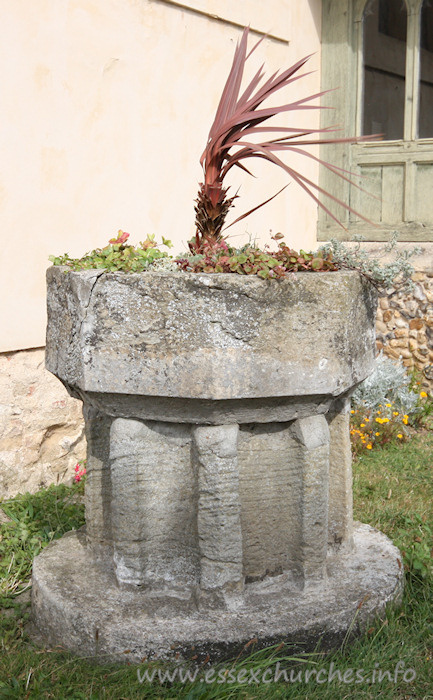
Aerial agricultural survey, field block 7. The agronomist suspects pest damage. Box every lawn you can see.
[0,434,432,699]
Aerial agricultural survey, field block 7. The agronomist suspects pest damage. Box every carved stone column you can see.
[292,415,330,587]
[193,424,243,597]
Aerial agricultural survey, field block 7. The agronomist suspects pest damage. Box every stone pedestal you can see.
[31,269,404,662]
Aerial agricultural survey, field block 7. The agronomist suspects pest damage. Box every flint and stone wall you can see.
[376,271,433,387]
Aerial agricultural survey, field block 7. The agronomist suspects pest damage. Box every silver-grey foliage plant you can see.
[352,352,418,415]
[319,233,421,292]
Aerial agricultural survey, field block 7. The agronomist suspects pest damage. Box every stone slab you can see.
[31,523,403,664]
[80,392,336,425]
[46,268,377,400]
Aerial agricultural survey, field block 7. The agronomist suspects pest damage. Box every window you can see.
[362,0,407,139]
[419,0,433,137]
[318,0,433,241]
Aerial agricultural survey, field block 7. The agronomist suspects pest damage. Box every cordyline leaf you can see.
[207,29,249,148]
[273,143,382,200]
[225,185,289,230]
[207,92,330,159]
[225,141,375,229]
[222,137,381,202]
[233,160,255,177]
[194,26,380,247]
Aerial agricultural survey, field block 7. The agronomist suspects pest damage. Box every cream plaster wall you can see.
[1,0,321,352]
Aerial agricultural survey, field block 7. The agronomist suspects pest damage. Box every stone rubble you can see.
[0,348,86,498]
[376,271,433,388]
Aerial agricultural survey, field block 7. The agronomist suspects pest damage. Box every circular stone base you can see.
[31,523,403,664]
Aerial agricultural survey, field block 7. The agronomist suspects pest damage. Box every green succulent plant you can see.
[49,231,173,273]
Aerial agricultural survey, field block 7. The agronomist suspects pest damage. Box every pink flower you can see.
[74,463,87,483]
[109,230,130,245]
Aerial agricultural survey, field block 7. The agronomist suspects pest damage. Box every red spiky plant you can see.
[192,27,376,254]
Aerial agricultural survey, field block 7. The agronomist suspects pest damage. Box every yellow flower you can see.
[385,403,392,407]
[360,423,366,427]
[402,415,409,424]
[382,418,390,423]
[420,391,428,398]
[366,444,373,449]
[350,410,355,414]
[393,412,399,416]
[375,432,380,436]
[397,434,403,439]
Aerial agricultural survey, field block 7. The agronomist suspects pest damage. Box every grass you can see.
[0,436,432,699]
[0,483,85,603]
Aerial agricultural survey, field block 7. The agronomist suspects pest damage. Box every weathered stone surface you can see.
[31,267,400,664]
[46,268,377,400]
[0,348,86,498]
[109,417,196,589]
[238,423,302,581]
[327,398,354,550]
[80,391,335,425]
[193,424,243,593]
[83,406,113,554]
[31,523,404,664]
[291,415,330,586]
